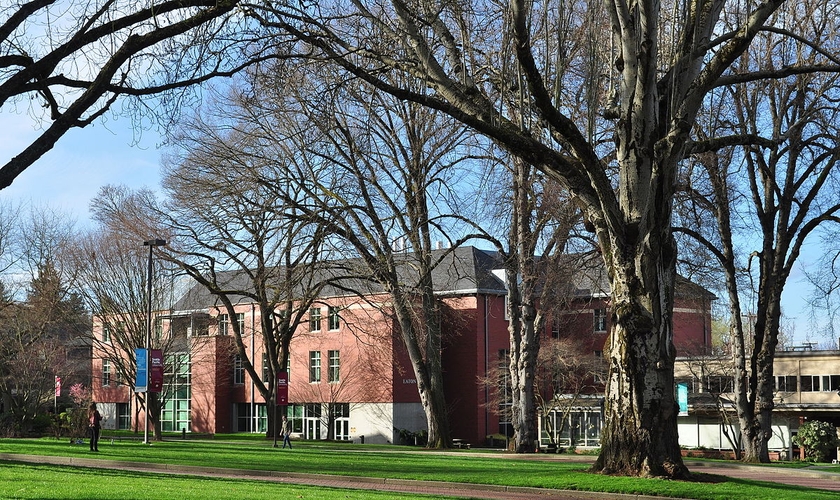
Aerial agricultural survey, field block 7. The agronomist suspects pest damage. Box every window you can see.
[543,409,602,448]
[822,375,840,392]
[102,359,111,387]
[161,353,191,432]
[154,317,164,340]
[234,354,245,385]
[498,349,512,436]
[801,375,820,392]
[550,319,560,339]
[309,351,321,383]
[116,403,131,430]
[262,353,269,382]
[236,312,245,334]
[310,308,322,332]
[219,313,245,335]
[705,375,734,394]
[328,306,340,330]
[218,314,229,336]
[332,403,350,440]
[305,403,322,439]
[102,325,111,343]
[328,350,340,383]
[593,308,607,332]
[775,375,797,393]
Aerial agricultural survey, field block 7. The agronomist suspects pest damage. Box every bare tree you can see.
[536,336,606,450]
[68,225,186,440]
[0,0,272,189]
[0,206,88,435]
[226,61,488,448]
[493,155,587,453]
[240,0,840,477]
[675,3,840,462]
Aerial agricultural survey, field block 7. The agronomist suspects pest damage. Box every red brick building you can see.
[91,246,712,446]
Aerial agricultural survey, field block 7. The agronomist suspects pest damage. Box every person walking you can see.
[88,402,102,452]
[281,416,292,449]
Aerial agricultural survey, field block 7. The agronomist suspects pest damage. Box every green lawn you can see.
[1,437,838,500]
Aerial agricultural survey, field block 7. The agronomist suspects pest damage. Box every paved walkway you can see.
[2,452,840,499]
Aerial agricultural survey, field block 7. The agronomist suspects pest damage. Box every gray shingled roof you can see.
[169,246,712,311]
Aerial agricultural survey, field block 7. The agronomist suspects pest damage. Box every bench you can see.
[452,438,470,449]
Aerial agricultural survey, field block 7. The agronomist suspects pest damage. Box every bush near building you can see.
[794,420,840,463]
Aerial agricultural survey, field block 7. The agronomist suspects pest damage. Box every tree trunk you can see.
[392,288,452,449]
[506,157,542,454]
[510,303,540,453]
[593,245,689,478]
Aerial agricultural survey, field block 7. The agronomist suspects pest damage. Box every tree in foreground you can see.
[243,0,837,477]
[0,0,259,190]
[674,3,840,461]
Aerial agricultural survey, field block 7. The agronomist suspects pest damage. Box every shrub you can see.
[794,420,840,463]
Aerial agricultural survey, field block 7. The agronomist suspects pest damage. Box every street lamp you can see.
[143,238,166,445]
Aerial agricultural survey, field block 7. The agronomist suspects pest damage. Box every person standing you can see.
[88,402,102,452]
[281,415,292,449]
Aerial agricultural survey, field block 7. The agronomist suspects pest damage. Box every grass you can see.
[0,461,452,499]
[1,437,838,500]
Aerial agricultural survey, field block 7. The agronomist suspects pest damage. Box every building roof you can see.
[169,246,712,312]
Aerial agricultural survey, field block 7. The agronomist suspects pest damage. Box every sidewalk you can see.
[2,452,840,499]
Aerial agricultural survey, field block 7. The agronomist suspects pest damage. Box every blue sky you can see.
[0,109,831,346]
[1,111,162,226]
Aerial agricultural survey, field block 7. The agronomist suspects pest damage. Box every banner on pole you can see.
[149,349,164,393]
[135,348,149,392]
[55,376,61,398]
[677,383,689,416]
[277,371,288,405]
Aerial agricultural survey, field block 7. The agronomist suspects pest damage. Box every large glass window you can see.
[801,375,818,392]
[542,409,602,448]
[288,404,304,434]
[102,325,111,343]
[704,375,734,394]
[328,350,340,383]
[309,351,321,383]
[161,353,191,432]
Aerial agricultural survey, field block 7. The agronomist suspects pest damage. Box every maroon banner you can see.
[277,371,288,405]
[150,349,164,393]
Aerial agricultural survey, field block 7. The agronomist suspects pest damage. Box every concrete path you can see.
[2,452,840,499]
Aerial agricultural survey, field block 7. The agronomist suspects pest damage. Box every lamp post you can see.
[143,238,166,445]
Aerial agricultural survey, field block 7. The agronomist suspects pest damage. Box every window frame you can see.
[233,354,245,385]
[309,351,321,383]
[593,308,607,333]
[310,308,322,332]
[328,306,340,331]
[218,314,229,336]
[328,350,340,383]
[102,359,111,387]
